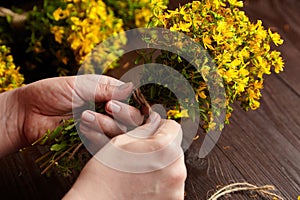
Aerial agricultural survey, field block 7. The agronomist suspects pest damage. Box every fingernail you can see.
[107,101,121,113]
[118,82,133,91]
[82,111,95,122]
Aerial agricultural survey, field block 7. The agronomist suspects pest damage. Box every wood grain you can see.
[185,75,300,199]
[244,0,300,94]
[0,147,72,200]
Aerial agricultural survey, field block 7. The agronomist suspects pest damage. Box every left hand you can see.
[3,75,142,154]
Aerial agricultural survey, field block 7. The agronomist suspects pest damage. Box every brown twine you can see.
[132,88,152,123]
[207,182,285,200]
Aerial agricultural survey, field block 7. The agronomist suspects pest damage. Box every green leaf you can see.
[6,15,12,24]
[70,131,78,136]
[40,135,49,145]
[65,123,76,130]
[48,126,63,141]
[50,143,67,152]
[150,85,156,98]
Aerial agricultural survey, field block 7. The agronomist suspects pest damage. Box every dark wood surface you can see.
[185,0,300,199]
[0,0,299,199]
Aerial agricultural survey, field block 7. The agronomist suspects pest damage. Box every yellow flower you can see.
[212,0,226,9]
[235,77,249,93]
[256,28,267,41]
[170,21,192,32]
[202,35,214,50]
[196,83,207,101]
[53,7,69,21]
[223,68,239,83]
[268,29,284,46]
[231,58,242,68]
[167,109,189,119]
[151,0,168,17]
[0,43,24,92]
[135,8,152,27]
[250,99,260,110]
[0,64,4,76]
[271,51,284,73]
[216,21,228,33]
[70,17,80,26]
[239,67,249,77]
[227,0,243,7]
[51,26,64,44]
[238,47,250,59]
[68,34,81,51]
[255,56,271,77]
[6,55,13,62]
[212,32,225,45]
[208,121,216,130]
[246,81,263,110]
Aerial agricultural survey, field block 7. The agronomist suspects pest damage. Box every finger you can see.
[130,120,183,171]
[125,111,161,138]
[79,123,110,155]
[81,110,127,137]
[152,119,183,147]
[117,119,183,153]
[105,100,144,127]
[95,118,184,173]
[82,74,123,86]
[110,111,161,148]
[72,75,134,103]
[96,82,134,102]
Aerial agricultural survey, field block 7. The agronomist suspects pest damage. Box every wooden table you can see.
[184,0,300,199]
[0,0,299,199]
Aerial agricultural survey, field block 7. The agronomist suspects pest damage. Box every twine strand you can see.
[207,182,284,200]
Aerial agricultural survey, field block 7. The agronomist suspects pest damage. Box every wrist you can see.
[0,87,26,156]
[63,162,120,200]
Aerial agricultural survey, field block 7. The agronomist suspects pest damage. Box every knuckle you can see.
[166,119,181,130]
[98,84,113,99]
[94,116,106,133]
[168,159,187,183]
[121,105,143,126]
[151,139,166,151]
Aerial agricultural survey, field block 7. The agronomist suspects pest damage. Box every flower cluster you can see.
[150,0,284,126]
[0,43,24,92]
[51,0,124,65]
[105,0,168,29]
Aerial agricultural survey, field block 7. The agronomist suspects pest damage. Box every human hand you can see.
[0,74,142,156]
[64,111,187,200]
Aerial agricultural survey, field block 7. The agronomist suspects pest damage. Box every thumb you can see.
[96,82,134,102]
[72,75,134,104]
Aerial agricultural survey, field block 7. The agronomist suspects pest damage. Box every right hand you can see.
[64,111,187,200]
